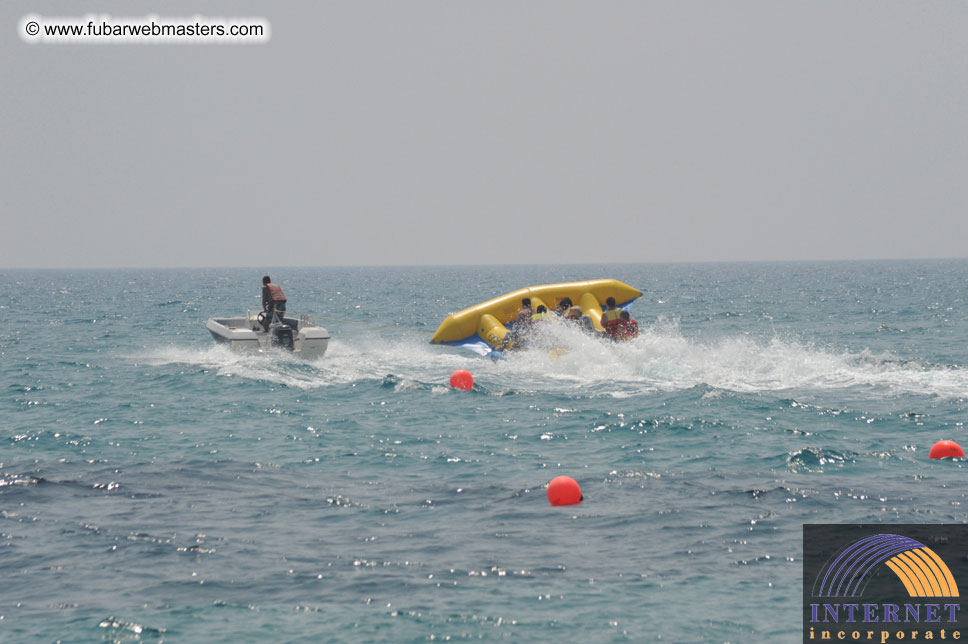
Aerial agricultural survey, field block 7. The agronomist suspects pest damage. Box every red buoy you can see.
[547,476,582,506]
[449,369,473,391]
[929,440,964,459]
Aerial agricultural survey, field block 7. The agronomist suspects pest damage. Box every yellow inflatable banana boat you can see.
[430,279,642,355]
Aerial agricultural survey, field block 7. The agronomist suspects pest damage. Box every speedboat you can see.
[205,310,330,358]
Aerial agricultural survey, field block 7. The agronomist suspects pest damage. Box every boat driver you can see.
[261,275,287,331]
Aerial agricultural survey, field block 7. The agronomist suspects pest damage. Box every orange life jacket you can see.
[266,283,287,302]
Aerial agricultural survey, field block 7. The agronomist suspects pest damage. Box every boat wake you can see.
[138,318,968,399]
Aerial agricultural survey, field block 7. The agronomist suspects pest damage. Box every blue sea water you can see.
[3,261,968,643]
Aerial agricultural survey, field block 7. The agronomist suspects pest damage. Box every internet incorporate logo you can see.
[804,525,967,644]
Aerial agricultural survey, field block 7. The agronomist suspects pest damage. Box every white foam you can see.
[135,320,968,398]
[136,343,340,389]
[462,318,968,398]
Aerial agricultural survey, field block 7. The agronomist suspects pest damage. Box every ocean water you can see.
[3,261,968,643]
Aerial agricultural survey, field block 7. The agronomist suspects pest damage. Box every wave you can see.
[135,319,968,399]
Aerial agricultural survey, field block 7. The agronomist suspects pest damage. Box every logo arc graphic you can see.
[814,533,960,598]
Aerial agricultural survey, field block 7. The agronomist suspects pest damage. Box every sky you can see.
[2,1,966,268]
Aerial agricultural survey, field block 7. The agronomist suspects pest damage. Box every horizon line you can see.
[1,256,967,271]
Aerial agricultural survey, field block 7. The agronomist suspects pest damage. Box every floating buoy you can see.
[547,476,582,506]
[449,369,473,391]
[929,440,964,459]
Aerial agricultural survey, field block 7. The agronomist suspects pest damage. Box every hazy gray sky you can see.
[2,1,966,268]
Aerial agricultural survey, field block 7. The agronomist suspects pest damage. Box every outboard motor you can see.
[271,324,295,351]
